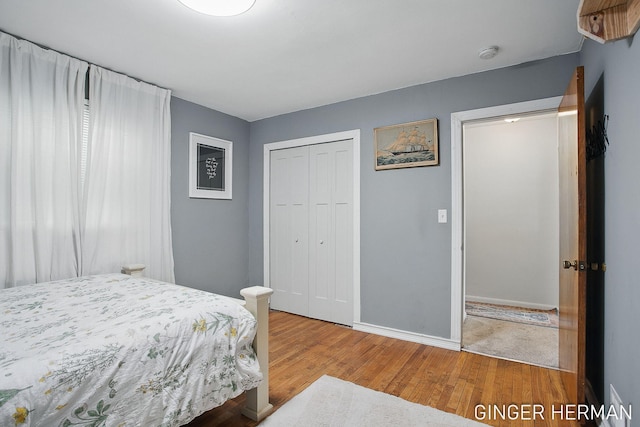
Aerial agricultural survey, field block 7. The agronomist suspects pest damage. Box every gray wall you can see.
[581,38,640,419]
[248,53,580,338]
[170,97,251,296]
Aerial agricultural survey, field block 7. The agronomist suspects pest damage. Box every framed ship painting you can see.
[189,132,233,199]
[374,118,439,170]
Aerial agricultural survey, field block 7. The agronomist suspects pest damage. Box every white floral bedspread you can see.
[0,274,263,427]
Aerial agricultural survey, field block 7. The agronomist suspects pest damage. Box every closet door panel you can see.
[270,202,291,295]
[270,154,291,303]
[308,140,353,325]
[290,203,308,298]
[309,148,331,321]
[334,202,350,304]
[269,147,309,315]
[311,204,330,300]
[331,142,353,325]
[289,150,309,302]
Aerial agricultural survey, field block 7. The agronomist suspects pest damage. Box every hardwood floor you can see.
[187,311,586,427]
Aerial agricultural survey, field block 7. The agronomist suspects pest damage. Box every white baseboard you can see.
[465,295,557,312]
[353,322,461,351]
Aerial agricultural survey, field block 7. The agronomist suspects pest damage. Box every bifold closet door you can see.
[269,139,353,326]
[269,146,309,316]
[308,140,353,326]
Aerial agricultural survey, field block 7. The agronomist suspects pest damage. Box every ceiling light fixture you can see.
[177,0,256,16]
[478,46,499,60]
[504,117,520,123]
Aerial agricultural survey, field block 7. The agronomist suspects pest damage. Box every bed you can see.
[0,269,273,426]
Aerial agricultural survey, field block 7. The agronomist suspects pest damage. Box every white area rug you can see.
[259,375,488,426]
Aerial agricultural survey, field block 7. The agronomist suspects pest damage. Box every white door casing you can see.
[450,97,562,346]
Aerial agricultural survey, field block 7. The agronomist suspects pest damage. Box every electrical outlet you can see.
[610,385,628,427]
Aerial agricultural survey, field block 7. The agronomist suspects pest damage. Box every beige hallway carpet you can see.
[259,375,489,426]
[462,315,558,369]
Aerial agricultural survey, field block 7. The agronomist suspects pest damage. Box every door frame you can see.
[263,129,361,325]
[449,97,562,345]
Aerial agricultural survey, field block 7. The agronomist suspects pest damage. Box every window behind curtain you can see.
[81,99,90,191]
[1,32,175,287]
[0,32,88,287]
[80,66,175,283]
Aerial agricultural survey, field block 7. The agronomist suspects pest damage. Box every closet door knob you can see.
[319,240,324,245]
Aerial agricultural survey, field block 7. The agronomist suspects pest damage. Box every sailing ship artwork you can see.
[374,118,439,170]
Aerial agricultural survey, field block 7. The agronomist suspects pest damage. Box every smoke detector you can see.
[478,46,499,60]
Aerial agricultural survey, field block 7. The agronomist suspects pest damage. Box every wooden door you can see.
[558,66,587,405]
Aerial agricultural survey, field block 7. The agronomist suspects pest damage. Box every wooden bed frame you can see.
[121,265,273,421]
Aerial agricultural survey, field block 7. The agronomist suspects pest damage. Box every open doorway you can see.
[460,111,560,368]
[450,97,567,369]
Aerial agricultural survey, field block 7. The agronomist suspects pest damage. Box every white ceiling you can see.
[0,0,583,122]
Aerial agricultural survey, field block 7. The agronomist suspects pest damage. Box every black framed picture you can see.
[189,132,232,199]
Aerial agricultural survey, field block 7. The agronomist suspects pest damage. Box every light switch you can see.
[438,209,447,223]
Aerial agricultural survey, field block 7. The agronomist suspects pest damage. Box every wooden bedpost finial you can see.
[240,286,274,421]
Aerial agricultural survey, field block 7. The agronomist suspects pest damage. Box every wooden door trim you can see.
[263,130,361,325]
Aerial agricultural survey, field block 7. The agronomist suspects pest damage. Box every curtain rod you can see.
[0,28,170,92]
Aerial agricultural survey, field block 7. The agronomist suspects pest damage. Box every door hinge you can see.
[589,262,607,272]
[562,260,588,271]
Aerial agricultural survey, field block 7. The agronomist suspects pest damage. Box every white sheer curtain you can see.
[82,66,175,282]
[0,33,88,288]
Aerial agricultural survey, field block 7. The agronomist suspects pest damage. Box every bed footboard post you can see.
[239,286,274,421]
[121,264,146,277]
